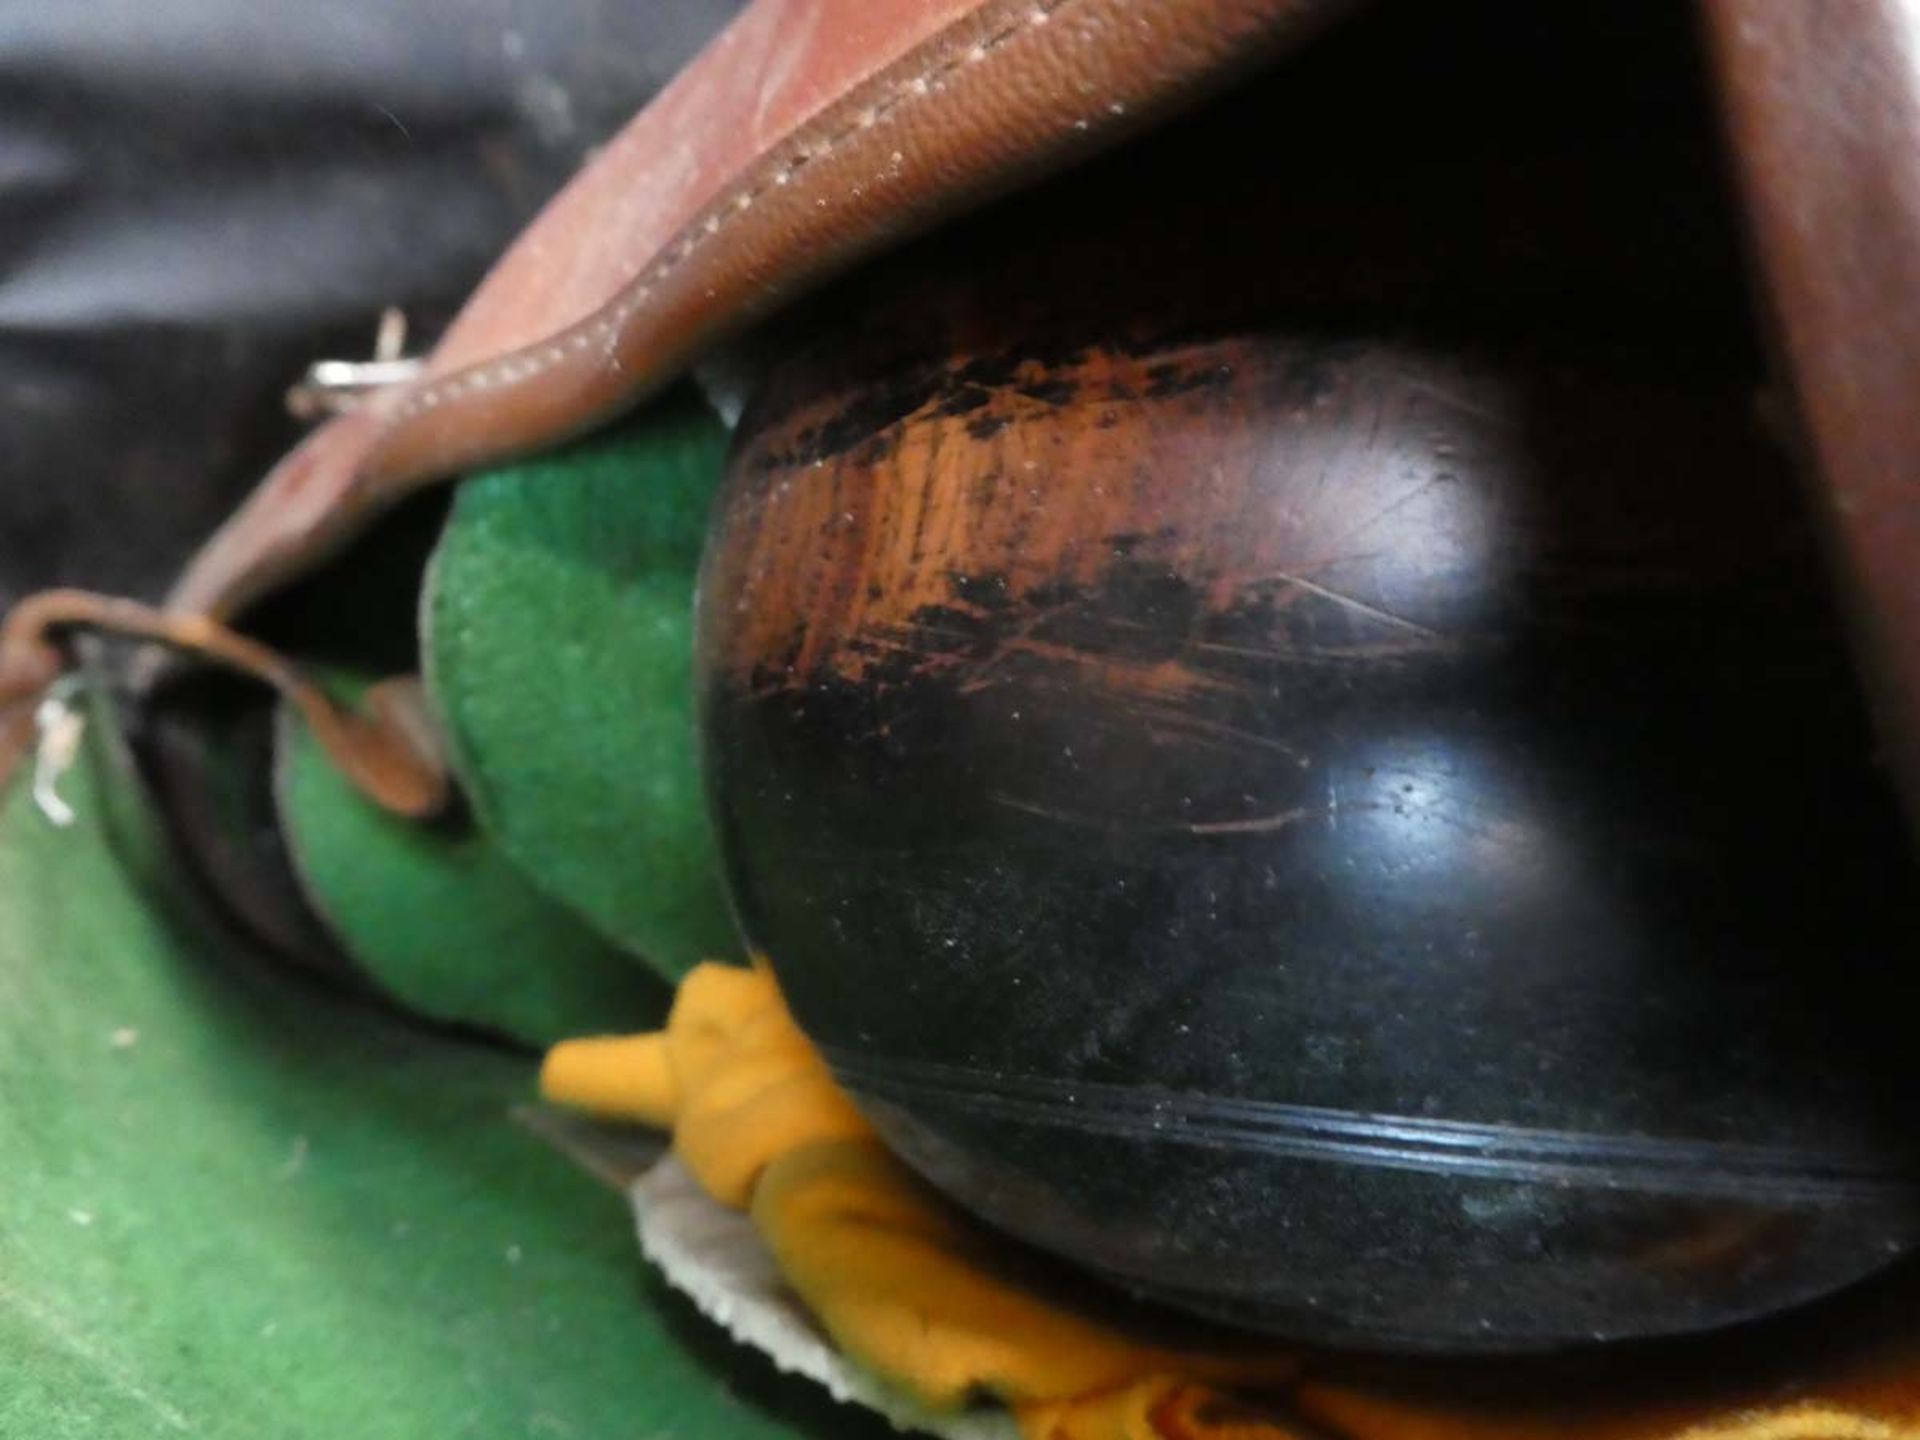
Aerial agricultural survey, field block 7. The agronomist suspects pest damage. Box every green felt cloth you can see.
[275,688,669,1048]
[0,693,884,1440]
[425,388,739,982]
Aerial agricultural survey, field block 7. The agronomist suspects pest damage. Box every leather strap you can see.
[1701,0,1920,819]
[168,0,1351,625]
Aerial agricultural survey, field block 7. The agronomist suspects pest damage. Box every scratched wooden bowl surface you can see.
[695,313,1920,1352]
[690,0,1920,1352]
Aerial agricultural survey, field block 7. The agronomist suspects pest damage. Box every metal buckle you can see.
[285,307,424,420]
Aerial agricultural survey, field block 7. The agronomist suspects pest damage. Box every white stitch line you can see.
[398,0,1071,420]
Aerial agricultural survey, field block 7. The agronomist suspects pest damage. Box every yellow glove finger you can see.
[1018,1378,1314,1440]
[751,1135,1297,1415]
[540,1032,678,1126]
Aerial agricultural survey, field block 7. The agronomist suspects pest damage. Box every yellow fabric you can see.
[538,1032,679,1127]
[541,962,1920,1440]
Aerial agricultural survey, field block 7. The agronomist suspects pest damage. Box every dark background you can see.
[0,0,740,610]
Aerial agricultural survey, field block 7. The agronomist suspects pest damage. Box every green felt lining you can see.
[275,686,671,1049]
[424,387,740,982]
[0,688,887,1440]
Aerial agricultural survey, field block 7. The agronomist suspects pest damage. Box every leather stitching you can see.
[393,0,1078,420]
